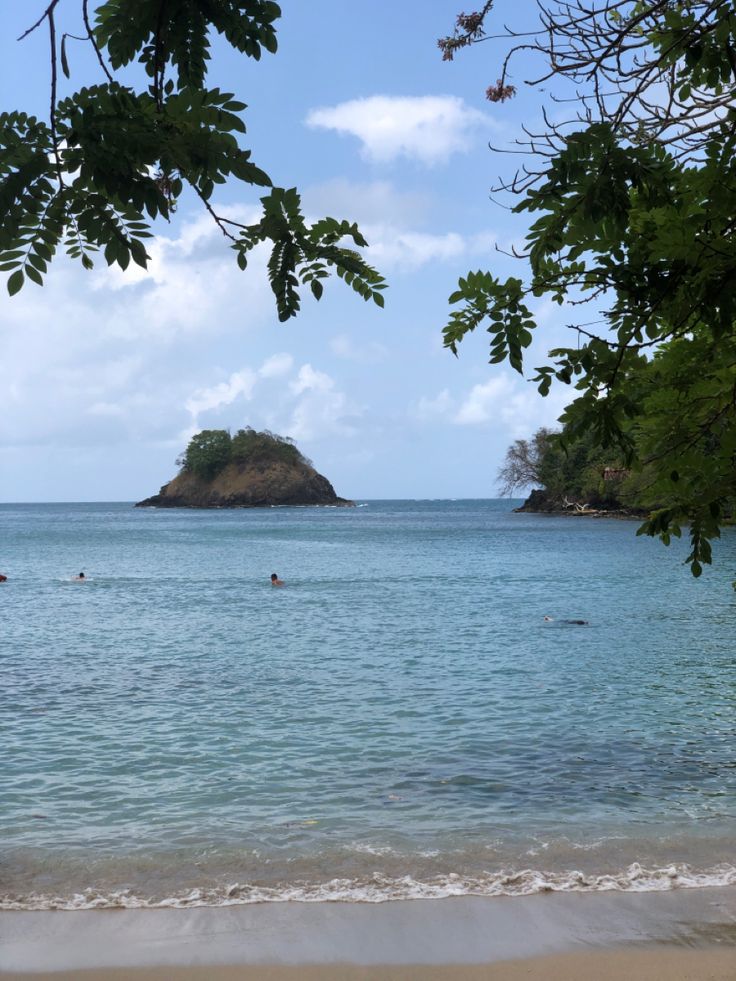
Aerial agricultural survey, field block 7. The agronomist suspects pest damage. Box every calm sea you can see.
[2,500,736,909]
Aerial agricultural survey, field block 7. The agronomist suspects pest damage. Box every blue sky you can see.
[1,2,575,502]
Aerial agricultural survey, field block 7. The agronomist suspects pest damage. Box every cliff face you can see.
[136,458,353,508]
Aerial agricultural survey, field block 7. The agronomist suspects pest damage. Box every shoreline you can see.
[2,887,735,977]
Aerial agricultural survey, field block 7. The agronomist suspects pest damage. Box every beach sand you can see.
[2,887,736,979]
[1,950,735,981]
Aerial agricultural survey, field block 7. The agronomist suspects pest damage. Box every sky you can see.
[0,1,578,502]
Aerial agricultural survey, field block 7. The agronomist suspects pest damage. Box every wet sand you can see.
[1,951,736,981]
[2,888,735,978]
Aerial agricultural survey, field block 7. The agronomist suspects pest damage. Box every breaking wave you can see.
[4,863,736,911]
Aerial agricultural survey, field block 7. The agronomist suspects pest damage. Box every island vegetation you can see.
[499,427,644,515]
[137,428,352,508]
[179,427,306,480]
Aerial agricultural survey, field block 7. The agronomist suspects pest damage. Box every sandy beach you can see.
[1,950,735,981]
[2,888,735,979]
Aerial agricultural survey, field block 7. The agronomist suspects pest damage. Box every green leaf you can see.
[130,239,148,268]
[7,269,24,295]
[25,264,43,286]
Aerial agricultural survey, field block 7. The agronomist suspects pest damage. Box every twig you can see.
[48,7,64,187]
[83,0,113,82]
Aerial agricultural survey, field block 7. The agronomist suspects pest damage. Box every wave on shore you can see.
[4,863,736,911]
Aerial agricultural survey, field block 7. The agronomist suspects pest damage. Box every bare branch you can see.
[83,0,113,82]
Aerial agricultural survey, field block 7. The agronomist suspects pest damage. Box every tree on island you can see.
[0,2,386,320]
[180,429,233,481]
[179,427,306,480]
[440,2,736,578]
[496,428,555,497]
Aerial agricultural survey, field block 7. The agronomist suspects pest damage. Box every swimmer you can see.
[543,616,588,625]
[0,573,7,583]
[270,573,284,587]
[73,572,86,581]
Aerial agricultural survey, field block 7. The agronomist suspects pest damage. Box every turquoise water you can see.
[2,500,736,908]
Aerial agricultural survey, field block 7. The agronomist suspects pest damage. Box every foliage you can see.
[441,1,736,578]
[0,2,386,319]
[183,429,232,480]
[231,427,304,466]
[181,426,307,479]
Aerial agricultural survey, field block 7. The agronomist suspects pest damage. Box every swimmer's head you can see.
[79,572,85,578]
[271,573,278,581]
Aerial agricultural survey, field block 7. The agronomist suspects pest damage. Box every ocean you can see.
[2,500,736,909]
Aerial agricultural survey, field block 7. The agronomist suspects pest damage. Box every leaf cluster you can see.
[233,187,386,322]
[95,0,281,90]
[442,2,736,578]
[1,2,386,319]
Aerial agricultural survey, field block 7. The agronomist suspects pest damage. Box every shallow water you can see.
[2,500,735,908]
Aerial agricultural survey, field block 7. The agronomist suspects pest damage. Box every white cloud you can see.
[364,228,489,272]
[0,201,283,457]
[85,207,273,342]
[185,369,258,422]
[304,180,494,273]
[290,363,335,396]
[411,388,454,421]
[177,359,361,446]
[306,95,490,165]
[454,377,515,425]
[330,334,387,363]
[304,179,431,226]
[288,385,360,442]
[454,375,569,436]
[259,353,294,378]
[408,374,570,438]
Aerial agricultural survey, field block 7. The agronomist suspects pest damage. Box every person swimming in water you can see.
[270,573,284,587]
[73,572,86,581]
[544,616,588,625]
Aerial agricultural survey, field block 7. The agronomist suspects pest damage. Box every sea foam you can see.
[4,863,736,911]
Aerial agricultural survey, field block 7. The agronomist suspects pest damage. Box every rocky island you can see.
[136,428,353,508]
[499,427,646,518]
